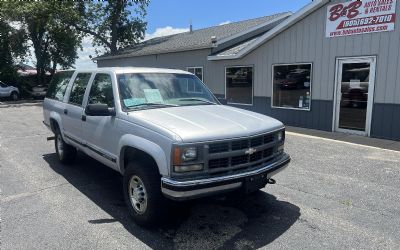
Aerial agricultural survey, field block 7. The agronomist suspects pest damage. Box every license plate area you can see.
[243,172,268,193]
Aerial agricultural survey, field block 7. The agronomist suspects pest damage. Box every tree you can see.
[0,17,27,83]
[1,2,82,84]
[67,0,149,55]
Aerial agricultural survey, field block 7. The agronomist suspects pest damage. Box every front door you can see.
[82,73,118,169]
[334,57,376,136]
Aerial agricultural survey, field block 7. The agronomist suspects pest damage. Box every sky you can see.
[32,0,311,69]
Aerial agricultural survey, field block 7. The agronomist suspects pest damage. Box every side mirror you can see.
[85,104,116,116]
[217,98,227,105]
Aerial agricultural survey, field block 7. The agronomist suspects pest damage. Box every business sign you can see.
[326,0,397,38]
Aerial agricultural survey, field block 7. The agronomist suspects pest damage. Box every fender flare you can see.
[49,111,64,134]
[118,134,168,176]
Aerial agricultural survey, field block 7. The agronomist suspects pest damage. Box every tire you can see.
[54,128,77,164]
[123,161,169,227]
[10,92,19,101]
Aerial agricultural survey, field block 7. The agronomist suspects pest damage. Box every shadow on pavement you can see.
[43,152,300,249]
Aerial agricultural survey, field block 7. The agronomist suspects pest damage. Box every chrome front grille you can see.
[207,132,278,172]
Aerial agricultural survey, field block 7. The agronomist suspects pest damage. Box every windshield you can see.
[117,73,218,110]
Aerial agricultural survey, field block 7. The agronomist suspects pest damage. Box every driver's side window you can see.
[88,74,115,107]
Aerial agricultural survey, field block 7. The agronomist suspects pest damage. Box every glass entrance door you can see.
[335,57,376,136]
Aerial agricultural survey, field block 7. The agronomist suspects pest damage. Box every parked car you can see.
[0,81,20,101]
[279,70,310,90]
[43,68,290,226]
[31,85,48,99]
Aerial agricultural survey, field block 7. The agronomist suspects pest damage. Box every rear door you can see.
[82,73,118,168]
[63,72,93,144]
[43,70,74,127]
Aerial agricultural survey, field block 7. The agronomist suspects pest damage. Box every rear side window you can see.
[88,74,115,107]
[46,71,74,101]
[68,73,92,106]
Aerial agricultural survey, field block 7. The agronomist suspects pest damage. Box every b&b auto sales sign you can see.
[326,0,397,38]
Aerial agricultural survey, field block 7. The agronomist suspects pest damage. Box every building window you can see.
[272,63,312,110]
[187,67,203,81]
[187,67,204,93]
[225,66,253,105]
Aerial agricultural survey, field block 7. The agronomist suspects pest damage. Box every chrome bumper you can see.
[161,153,290,200]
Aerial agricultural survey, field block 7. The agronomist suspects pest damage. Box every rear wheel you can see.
[123,161,169,227]
[55,128,76,164]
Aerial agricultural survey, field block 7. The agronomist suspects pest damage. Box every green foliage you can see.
[0,0,150,86]
[67,0,150,54]
[1,1,82,84]
[0,15,27,83]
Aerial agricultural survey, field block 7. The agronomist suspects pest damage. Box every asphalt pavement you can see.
[1,104,399,249]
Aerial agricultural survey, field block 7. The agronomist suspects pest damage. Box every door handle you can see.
[81,115,86,121]
[63,109,68,115]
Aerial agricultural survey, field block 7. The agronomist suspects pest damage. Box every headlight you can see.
[172,146,200,172]
[277,130,285,141]
[182,148,197,161]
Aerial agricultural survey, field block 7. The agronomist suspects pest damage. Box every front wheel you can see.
[123,161,169,227]
[54,129,76,164]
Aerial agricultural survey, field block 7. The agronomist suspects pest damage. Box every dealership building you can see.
[97,0,400,141]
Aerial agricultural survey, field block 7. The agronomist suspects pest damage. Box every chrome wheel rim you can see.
[56,134,64,159]
[129,175,147,214]
[12,93,18,101]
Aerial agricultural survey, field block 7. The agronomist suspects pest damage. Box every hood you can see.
[130,105,284,143]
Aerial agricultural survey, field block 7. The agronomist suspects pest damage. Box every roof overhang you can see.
[212,12,292,51]
[208,0,329,61]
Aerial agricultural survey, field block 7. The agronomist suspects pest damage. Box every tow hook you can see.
[47,136,56,141]
[267,178,276,184]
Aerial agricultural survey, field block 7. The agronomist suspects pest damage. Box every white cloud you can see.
[144,26,189,41]
[219,21,231,25]
[75,36,104,69]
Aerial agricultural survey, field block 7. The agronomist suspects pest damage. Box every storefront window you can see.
[272,64,312,110]
[187,67,203,81]
[226,66,253,105]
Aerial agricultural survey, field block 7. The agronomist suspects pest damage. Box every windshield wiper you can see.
[126,103,178,110]
[177,98,216,105]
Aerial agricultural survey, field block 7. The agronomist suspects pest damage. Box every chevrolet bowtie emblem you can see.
[245,148,257,155]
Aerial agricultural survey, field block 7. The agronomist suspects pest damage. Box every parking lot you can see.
[1,104,400,249]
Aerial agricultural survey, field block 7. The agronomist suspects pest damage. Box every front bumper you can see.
[161,153,290,200]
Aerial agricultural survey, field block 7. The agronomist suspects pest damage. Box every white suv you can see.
[43,67,290,226]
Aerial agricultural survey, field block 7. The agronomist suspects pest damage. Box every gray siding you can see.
[97,49,225,93]
[98,0,400,104]
[371,103,400,140]
[97,0,400,140]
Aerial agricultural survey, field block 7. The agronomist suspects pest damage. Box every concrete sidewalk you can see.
[286,126,400,152]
